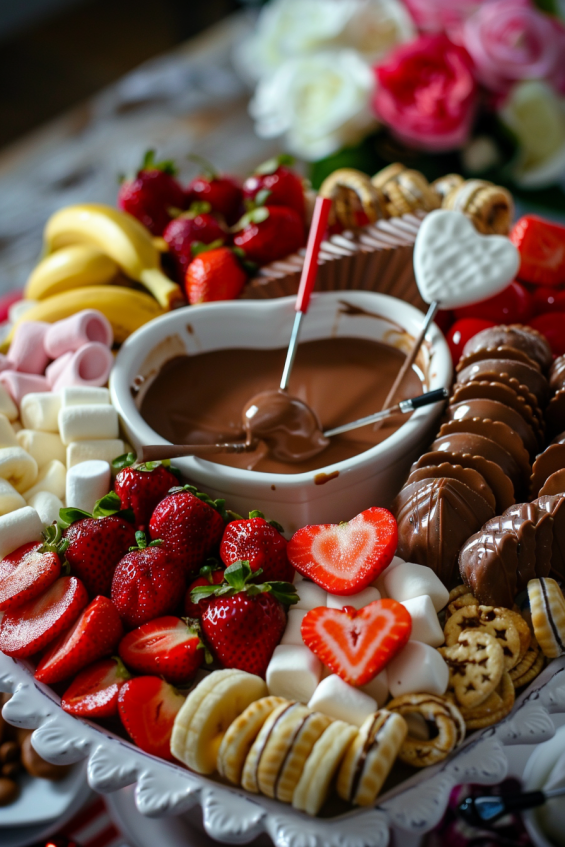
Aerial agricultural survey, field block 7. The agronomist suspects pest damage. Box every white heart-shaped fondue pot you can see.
[414,209,520,310]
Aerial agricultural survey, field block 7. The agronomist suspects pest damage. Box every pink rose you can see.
[462,0,561,92]
[403,0,484,37]
[373,34,477,151]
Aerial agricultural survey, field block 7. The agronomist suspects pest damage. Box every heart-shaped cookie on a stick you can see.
[379,210,520,414]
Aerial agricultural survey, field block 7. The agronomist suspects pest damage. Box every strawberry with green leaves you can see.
[61,657,131,718]
[184,561,225,618]
[220,511,294,583]
[184,245,248,304]
[118,149,186,236]
[118,676,185,761]
[0,534,63,612]
[192,560,298,678]
[162,202,227,283]
[185,157,243,225]
[232,205,305,266]
[118,615,204,684]
[113,453,178,531]
[243,155,305,222]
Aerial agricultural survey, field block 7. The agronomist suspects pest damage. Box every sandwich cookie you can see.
[528,578,565,659]
[217,696,285,785]
[386,693,465,767]
[336,710,407,805]
[509,637,545,688]
[292,720,358,815]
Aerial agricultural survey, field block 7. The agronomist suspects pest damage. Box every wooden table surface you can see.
[0,12,279,296]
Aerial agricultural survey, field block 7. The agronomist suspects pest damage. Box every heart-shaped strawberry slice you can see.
[301,600,411,686]
[287,507,397,594]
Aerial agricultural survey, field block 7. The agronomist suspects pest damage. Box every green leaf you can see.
[224,560,253,591]
[58,507,91,530]
[112,452,137,470]
[141,149,178,177]
[254,188,271,207]
[191,584,222,602]
[254,154,295,176]
[266,581,300,606]
[187,153,218,179]
[190,239,224,258]
[112,656,132,682]
[268,519,285,535]
[93,491,122,518]
[40,523,68,555]
[135,530,147,549]
[231,207,269,232]
[249,510,265,520]
[188,201,212,216]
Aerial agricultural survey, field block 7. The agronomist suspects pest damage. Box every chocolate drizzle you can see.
[349,713,392,802]
[541,577,564,653]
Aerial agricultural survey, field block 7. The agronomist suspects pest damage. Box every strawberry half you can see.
[118,676,185,761]
[301,600,412,686]
[35,596,124,684]
[0,538,61,612]
[194,560,298,678]
[220,511,294,583]
[118,615,203,684]
[287,507,398,595]
[0,576,89,659]
[113,454,179,531]
[61,657,131,718]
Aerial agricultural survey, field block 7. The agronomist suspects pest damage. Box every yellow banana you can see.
[44,204,183,309]
[1,285,165,353]
[25,244,119,300]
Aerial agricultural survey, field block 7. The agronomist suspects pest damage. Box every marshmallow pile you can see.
[0,309,114,403]
[266,558,450,727]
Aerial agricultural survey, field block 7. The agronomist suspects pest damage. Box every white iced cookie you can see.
[0,446,38,493]
[61,386,110,407]
[58,404,119,445]
[16,430,66,469]
[308,674,377,727]
[401,595,445,647]
[23,459,66,502]
[386,641,449,698]
[327,586,381,610]
[66,439,124,468]
[66,460,111,514]
[0,506,43,559]
[381,562,449,612]
[0,479,26,516]
[0,415,19,448]
[295,580,327,611]
[20,392,61,432]
[280,608,309,646]
[0,384,18,422]
[266,644,322,703]
[27,491,64,527]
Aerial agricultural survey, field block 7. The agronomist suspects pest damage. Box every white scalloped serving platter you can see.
[1,653,564,847]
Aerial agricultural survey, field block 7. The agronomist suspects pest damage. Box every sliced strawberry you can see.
[184,563,225,618]
[287,507,398,595]
[35,596,124,683]
[61,657,131,718]
[220,511,294,583]
[301,600,412,686]
[0,576,88,659]
[118,676,185,760]
[0,541,61,612]
[118,616,203,684]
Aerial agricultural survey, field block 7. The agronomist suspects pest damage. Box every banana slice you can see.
[0,447,38,493]
[218,696,285,785]
[0,478,26,516]
[170,669,267,775]
[293,720,358,815]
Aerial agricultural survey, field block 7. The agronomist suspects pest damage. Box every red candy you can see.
[511,215,565,288]
[453,280,532,325]
[447,318,496,365]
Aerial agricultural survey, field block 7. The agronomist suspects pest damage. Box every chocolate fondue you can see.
[139,337,424,474]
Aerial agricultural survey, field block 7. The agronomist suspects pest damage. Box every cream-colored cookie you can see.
[217,696,285,785]
[292,721,358,816]
[527,578,565,659]
[387,693,466,768]
[458,671,515,729]
[444,605,522,670]
[439,629,504,709]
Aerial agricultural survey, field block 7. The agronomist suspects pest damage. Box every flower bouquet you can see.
[238,0,565,210]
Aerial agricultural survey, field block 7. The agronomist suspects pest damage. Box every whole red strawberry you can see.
[186,159,243,225]
[185,246,247,304]
[119,615,203,684]
[220,511,294,583]
[243,155,305,221]
[118,149,185,236]
[149,485,226,577]
[111,531,185,629]
[62,504,136,597]
[113,455,178,531]
[61,657,131,718]
[184,562,225,618]
[233,206,305,265]
[193,560,297,677]
[163,203,227,283]
[0,538,61,612]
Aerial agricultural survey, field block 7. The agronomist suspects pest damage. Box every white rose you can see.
[249,50,377,161]
[499,80,565,188]
[342,0,415,63]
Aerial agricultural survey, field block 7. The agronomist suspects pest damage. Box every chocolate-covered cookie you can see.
[546,391,565,441]
[406,462,496,511]
[530,443,565,499]
[459,325,553,373]
[456,359,549,407]
[431,431,523,491]
[549,355,565,394]
[450,381,544,439]
[534,494,565,582]
[459,527,519,609]
[413,450,515,513]
[539,469,565,497]
[448,398,539,458]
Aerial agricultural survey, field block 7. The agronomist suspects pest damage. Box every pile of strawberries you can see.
[0,457,299,761]
[117,151,307,305]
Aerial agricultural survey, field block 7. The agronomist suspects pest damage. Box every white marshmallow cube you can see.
[23,460,66,502]
[374,556,405,597]
[381,562,449,612]
[66,460,111,514]
[27,491,64,527]
[16,430,66,469]
[61,386,110,407]
[295,580,327,611]
[327,586,381,610]
[309,675,377,727]
[0,384,18,422]
[58,404,119,445]
[280,608,308,646]
[0,479,26,515]
[360,670,389,707]
[401,595,445,647]
[0,506,43,559]
[20,393,61,432]
[386,641,449,698]
[0,414,18,448]
[66,439,124,468]
[0,447,38,493]
[266,644,322,703]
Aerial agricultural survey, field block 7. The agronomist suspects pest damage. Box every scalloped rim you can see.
[1,655,564,847]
